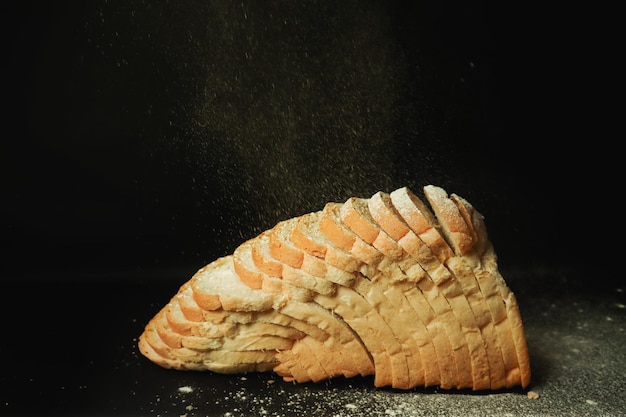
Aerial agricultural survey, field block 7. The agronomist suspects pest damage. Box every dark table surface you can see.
[2,265,625,417]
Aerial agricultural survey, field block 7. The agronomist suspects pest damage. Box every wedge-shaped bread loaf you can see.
[138,185,531,390]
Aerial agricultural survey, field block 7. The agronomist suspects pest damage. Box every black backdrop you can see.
[1,1,619,289]
[1,1,622,416]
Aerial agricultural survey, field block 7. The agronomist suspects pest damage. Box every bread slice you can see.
[251,232,283,278]
[389,186,454,262]
[232,238,264,290]
[269,218,305,268]
[423,185,476,255]
[139,185,531,391]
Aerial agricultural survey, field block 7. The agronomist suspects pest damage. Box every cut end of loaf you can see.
[138,185,531,391]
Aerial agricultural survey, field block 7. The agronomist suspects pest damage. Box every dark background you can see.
[0,1,621,416]
[2,0,617,279]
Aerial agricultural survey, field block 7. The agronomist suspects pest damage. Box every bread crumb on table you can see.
[527,391,540,399]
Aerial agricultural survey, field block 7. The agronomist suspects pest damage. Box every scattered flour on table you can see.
[159,377,538,417]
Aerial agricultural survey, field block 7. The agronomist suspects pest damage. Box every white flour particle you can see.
[178,386,194,394]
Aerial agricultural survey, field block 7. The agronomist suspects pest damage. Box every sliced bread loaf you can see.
[138,185,531,391]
